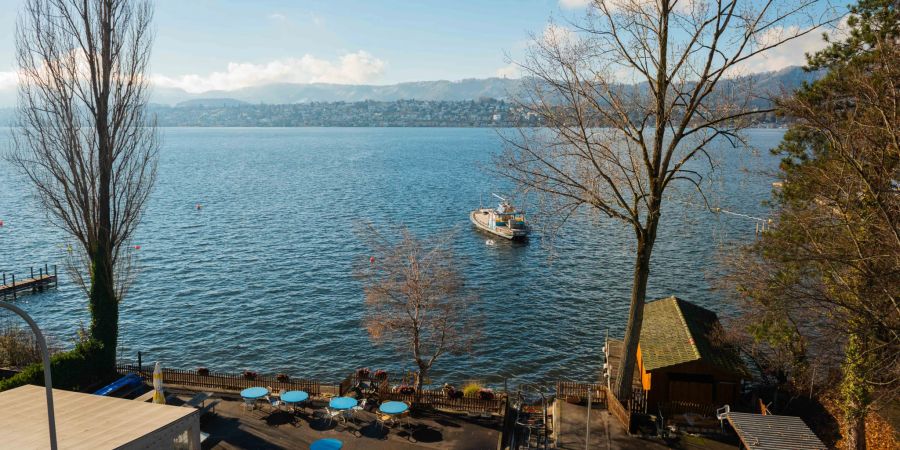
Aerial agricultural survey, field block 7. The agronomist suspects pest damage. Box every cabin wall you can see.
[643,361,742,412]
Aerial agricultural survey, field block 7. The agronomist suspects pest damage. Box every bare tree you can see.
[11,0,158,373]
[356,227,479,394]
[496,0,837,400]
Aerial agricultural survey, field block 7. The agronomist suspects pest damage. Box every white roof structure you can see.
[726,411,827,450]
[0,384,200,449]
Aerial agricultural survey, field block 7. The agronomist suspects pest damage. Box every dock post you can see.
[1,273,5,299]
[38,267,43,292]
[30,267,34,279]
[53,265,58,287]
[138,351,142,377]
[11,274,15,299]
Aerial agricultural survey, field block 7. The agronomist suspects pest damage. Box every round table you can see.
[240,387,269,399]
[379,401,409,415]
[281,390,309,404]
[329,397,358,410]
[310,438,343,450]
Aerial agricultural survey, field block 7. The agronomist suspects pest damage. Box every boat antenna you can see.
[480,193,483,209]
[492,193,507,202]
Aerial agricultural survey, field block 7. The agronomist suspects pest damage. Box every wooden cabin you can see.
[633,296,748,413]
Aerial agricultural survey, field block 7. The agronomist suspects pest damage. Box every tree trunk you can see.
[842,333,870,450]
[89,3,118,374]
[615,210,660,402]
[88,242,117,372]
[415,365,428,403]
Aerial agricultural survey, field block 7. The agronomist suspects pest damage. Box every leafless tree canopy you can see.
[496,0,837,399]
[11,0,158,298]
[356,227,479,391]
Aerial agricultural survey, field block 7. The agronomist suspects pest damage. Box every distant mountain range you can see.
[0,66,822,126]
[148,66,819,107]
[155,77,523,106]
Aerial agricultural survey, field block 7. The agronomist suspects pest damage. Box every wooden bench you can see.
[183,392,218,416]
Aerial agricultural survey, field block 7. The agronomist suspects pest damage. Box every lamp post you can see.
[0,302,57,449]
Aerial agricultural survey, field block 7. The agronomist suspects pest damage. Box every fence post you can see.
[138,352,142,377]
[11,274,15,299]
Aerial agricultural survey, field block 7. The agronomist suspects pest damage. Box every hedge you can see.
[0,339,109,392]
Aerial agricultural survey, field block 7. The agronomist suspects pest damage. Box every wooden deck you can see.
[0,266,58,298]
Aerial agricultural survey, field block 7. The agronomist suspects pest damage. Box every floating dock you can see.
[0,265,58,298]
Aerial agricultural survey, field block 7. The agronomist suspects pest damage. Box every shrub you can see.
[0,325,42,368]
[356,367,371,379]
[242,370,258,380]
[374,369,388,379]
[276,373,290,382]
[0,339,107,392]
[462,382,483,398]
[196,367,209,376]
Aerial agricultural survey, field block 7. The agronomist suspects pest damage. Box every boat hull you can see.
[470,209,528,240]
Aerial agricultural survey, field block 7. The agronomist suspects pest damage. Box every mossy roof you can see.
[640,296,748,377]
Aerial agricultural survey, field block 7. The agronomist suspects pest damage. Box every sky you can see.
[0,0,841,94]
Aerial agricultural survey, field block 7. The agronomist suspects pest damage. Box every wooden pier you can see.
[0,265,58,299]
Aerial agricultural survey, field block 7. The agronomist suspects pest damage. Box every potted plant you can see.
[276,373,290,383]
[356,367,371,379]
[478,388,495,401]
[373,369,388,380]
[196,367,209,376]
[242,370,258,381]
[395,384,415,395]
[443,383,463,399]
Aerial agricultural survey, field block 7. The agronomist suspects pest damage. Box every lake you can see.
[0,127,783,386]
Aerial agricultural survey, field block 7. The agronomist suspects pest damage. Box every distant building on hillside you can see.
[607,296,749,414]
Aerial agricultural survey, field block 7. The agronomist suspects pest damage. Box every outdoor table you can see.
[240,386,269,411]
[379,401,408,415]
[378,401,410,428]
[241,387,269,399]
[310,438,343,450]
[329,397,358,410]
[281,390,309,411]
[328,397,359,425]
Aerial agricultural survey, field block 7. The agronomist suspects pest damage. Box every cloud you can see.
[559,0,591,8]
[495,64,520,79]
[268,13,287,21]
[734,26,830,74]
[151,51,387,93]
[542,23,577,46]
[0,71,17,90]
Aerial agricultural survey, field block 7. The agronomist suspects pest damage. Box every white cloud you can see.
[734,26,829,74]
[559,0,591,8]
[0,71,17,90]
[151,51,387,93]
[495,64,520,79]
[268,13,287,21]
[542,23,577,46]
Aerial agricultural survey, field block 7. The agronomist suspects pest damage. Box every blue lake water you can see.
[0,127,783,386]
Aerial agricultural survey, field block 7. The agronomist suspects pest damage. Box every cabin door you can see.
[668,380,714,404]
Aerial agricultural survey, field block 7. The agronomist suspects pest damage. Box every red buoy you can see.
[0,219,4,227]
[196,203,202,210]
[369,256,376,264]
[134,245,141,250]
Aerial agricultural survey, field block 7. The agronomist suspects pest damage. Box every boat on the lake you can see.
[470,194,529,240]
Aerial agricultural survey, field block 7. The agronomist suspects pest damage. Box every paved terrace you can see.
[167,390,500,450]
